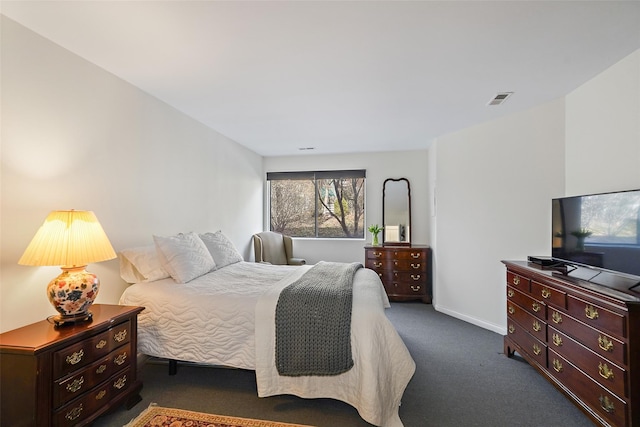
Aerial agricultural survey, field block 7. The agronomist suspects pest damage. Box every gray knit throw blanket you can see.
[275,261,363,376]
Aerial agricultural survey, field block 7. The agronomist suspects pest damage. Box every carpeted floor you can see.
[94,302,593,427]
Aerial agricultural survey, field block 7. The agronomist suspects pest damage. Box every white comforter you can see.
[119,261,415,427]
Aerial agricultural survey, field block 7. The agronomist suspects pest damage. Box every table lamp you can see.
[18,210,117,326]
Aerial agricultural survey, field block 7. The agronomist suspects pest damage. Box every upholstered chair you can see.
[253,231,306,265]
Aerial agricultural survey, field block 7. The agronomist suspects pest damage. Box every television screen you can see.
[552,189,640,278]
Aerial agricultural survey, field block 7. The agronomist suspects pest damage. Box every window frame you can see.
[266,169,366,239]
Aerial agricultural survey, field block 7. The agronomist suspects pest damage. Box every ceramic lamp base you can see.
[47,266,100,327]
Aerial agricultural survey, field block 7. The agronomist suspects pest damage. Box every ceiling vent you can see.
[488,92,513,106]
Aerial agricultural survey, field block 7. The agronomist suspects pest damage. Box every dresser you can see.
[503,261,640,427]
[0,304,144,427]
[365,245,432,303]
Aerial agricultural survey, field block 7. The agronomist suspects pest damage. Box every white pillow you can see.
[119,245,170,283]
[153,232,216,283]
[199,231,244,269]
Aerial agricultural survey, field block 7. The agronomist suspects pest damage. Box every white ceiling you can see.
[2,1,640,157]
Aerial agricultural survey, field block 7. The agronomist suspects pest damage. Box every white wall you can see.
[432,99,566,333]
[430,48,640,334]
[1,17,264,332]
[264,150,430,264]
[565,50,640,195]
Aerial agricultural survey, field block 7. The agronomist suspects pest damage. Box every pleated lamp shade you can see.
[19,210,116,326]
[19,210,116,267]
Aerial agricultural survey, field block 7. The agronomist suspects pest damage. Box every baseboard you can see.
[433,304,506,335]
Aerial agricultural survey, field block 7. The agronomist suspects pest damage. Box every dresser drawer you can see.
[365,258,387,271]
[531,280,566,309]
[507,270,530,293]
[566,296,626,339]
[53,320,132,378]
[389,250,426,261]
[365,249,387,260]
[547,307,626,366]
[507,286,545,320]
[390,259,426,272]
[385,282,426,296]
[54,367,132,427]
[391,271,426,284]
[507,301,546,342]
[548,350,627,427]
[549,326,627,398]
[54,343,132,407]
[506,320,547,367]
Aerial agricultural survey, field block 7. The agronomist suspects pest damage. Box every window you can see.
[267,170,366,238]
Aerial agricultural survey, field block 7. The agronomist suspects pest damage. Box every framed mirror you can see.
[382,178,411,245]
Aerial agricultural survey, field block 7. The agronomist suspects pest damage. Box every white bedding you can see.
[119,261,415,427]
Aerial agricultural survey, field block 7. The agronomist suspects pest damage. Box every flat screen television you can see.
[552,189,640,288]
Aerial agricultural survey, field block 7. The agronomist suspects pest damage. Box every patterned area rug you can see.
[125,404,315,427]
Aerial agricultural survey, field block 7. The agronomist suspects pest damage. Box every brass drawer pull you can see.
[411,274,421,281]
[552,359,563,373]
[508,324,515,334]
[66,349,84,365]
[513,276,520,286]
[373,252,382,258]
[96,389,107,400]
[552,311,562,324]
[96,364,107,374]
[507,288,514,298]
[66,376,84,393]
[374,262,383,268]
[411,253,420,259]
[410,263,421,269]
[598,363,615,380]
[541,288,551,299]
[96,339,107,349]
[599,395,615,413]
[114,375,127,390]
[508,305,515,315]
[532,343,541,356]
[585,305,599,320]
[65,404,83,421]
[552,333,563,347]
[114,330,127,343]
[598,335,614,352]
[532,303,541,313]
[532,320,541,332]
[410,285,421,292]
[114,353,127,366]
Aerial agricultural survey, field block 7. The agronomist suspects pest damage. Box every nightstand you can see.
[0,304,144,426]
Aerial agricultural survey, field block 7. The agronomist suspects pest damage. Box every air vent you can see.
[298,147,315,151]
[488,92,513,106]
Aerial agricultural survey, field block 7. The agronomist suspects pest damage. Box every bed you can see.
[118,231,416,427]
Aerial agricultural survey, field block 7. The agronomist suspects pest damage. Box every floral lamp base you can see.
[47,266,99,327]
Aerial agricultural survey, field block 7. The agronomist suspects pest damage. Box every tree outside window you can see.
[267,170,365,238]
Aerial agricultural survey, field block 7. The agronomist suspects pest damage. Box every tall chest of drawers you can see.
[0,304,144,427]
[365,245,432,303]
[503,261,640,427]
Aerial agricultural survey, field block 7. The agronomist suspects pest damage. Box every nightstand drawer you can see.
[54,366,132,427]
[54,343,132,407]
[54,320,132,378]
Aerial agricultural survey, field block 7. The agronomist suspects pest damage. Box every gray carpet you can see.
[94,302,593,426]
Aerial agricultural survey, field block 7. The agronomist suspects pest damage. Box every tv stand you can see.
[503,260,640,427]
